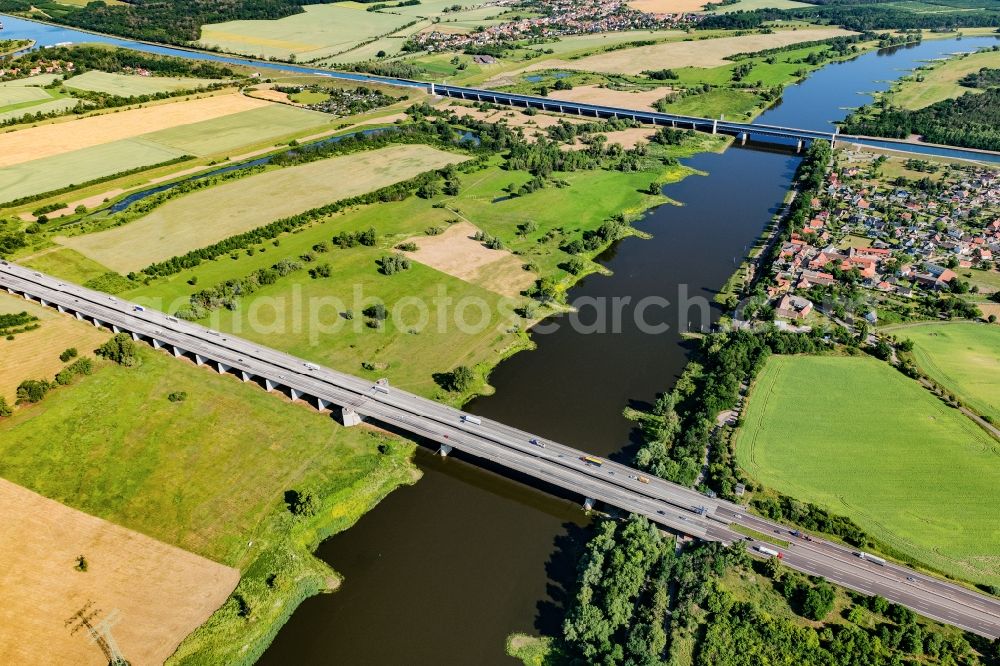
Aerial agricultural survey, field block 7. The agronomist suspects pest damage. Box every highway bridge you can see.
[2,262,998,638]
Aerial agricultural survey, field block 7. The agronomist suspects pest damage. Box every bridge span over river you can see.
[2,262,998,638]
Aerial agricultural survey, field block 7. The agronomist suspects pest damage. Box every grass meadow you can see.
[61,144,467,272]
[897,322,1000,424]
[64,70,222,96]
[889,48,999,110]
[735,354,1000,586]
[0,344,418,664]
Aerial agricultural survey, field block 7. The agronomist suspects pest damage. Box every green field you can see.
[0,137,189,204]
[889,48,1000,110]
[896,322,1000,424]
[0,344,417,663]
[736,354,1000,586]
[660,88,763,120]
[0,76,75,123]
[289,90,329,105]
[197,4,413,60]
[63,70,222,96]
[140,103,333,156]
[22,247,114,284]
[61,144,467,272]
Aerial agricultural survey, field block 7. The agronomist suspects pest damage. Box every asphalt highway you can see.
[2,262,997,637]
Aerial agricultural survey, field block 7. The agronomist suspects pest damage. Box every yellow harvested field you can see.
[248,88,293,104]
[0,293,110,404]
[524,28,854,74]
[0,94,269,168]
[0,478,239,666]
[61,144,468,273]
[628,0,707,12]
[550,84,674,110]
[401,220,535,298]
[446,101,586,138]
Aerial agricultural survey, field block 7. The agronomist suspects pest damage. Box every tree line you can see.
[841,87,1000,151]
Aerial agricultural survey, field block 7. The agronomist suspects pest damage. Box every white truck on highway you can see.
[856,551,886,566]
[756,545,782,558]
[461,414,482,425]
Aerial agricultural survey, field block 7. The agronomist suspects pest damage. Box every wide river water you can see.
[1,15,997,663]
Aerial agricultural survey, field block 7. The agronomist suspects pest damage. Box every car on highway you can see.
[529,438,545,448]
[656,510,666,515]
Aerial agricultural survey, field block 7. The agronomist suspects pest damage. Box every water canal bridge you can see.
[2,262,999,638]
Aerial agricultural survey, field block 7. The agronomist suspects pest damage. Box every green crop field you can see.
[197,4,413,60]
[736,354,1000,586]
[0,77,75,123]
[63,71,222,96]
[0,137,189,204]
[60,144,467,272]
[22,247,114,285]
[896,322,1000,424]
[0,344,417,664]
[141,103,333,157]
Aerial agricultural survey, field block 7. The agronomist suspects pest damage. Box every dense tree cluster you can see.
[958,65,1000,89]
[842,87,1000,151]
[10,44,236,79]
[95,333,141,367]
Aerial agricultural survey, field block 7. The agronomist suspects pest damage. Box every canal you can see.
[2,15,996,663]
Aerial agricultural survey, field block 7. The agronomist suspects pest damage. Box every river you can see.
[2,15,996,664]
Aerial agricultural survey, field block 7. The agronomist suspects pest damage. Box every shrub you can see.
[0,396,11,417]
[363,304,388,321]
[16,379,52,404]
[167,391,188,402]
[378,254,411,275]
[59,347,78,362]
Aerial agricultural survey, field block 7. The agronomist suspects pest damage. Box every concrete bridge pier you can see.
[340,407,363,427]
[131,331,141,341]
[172,345,185,358]
[583,497,596,511]
[152,338,163,350]
[194,354,205,366]
[290,387,302,401]
[797,139,803,154]
[671,120,676,128]
[111,324,121,334]
[241,370,253,382]
[429,82,435,95]
[56,304,66,313]
[438,443,453,457]
[316,397,329,411]
[92,318,102,328]
[264,378,277,392]
[741,132,748,146]
[216,361,229,374]
[712,119,717,135]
